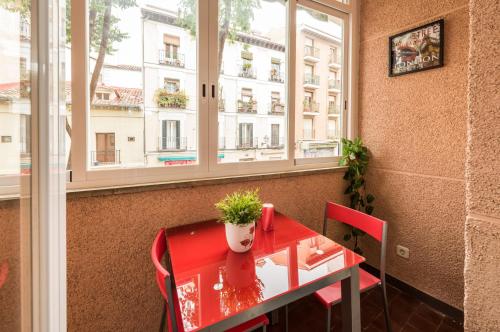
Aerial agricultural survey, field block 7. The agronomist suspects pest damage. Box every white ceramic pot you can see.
[224,222,256,253]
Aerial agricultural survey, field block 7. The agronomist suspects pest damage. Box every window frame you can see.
[64,0,359,191]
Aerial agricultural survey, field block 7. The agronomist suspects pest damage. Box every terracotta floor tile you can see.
[266,284,462,332]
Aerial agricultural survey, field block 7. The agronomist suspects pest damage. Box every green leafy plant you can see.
[339,137,375,255]
[215,189,263,226]
[154,89,188,109]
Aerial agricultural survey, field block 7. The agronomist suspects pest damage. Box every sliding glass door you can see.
[0,1,34,330]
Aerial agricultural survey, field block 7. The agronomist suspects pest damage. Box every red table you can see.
[165,212,365,332]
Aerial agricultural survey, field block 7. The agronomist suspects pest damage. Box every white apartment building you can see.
[1,3,343,174]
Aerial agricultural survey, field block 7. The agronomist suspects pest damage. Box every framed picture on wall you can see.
[389,19,444,77]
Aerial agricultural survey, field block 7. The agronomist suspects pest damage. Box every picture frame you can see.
[389,19,444,77]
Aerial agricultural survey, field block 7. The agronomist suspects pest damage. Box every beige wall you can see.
[464,0,500,330]
[66,172,347,331]
[358,0,468,309]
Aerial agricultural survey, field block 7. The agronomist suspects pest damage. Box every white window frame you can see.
[65,0,359,190]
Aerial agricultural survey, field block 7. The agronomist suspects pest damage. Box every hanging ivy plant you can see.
[339,137,375,255]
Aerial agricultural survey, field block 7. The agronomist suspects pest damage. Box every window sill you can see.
[66,166,347,199]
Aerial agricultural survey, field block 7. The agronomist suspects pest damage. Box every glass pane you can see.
[87,0,198,168]
[217,0,287,163]
[295,5,344,159]
[0,1,32,330]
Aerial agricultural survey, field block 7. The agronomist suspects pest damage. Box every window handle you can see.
[202,84,206,98]
[211,84,215,98]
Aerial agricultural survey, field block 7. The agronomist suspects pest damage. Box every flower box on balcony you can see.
[154,89,188,109]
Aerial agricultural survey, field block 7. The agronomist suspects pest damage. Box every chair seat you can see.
[226,314,269,332]
[314,268,380,307]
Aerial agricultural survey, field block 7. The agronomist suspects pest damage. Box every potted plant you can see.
[215,189,263,253]
[339,137,375,255]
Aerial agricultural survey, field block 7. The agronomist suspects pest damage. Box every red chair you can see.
[151,229,269,332]
[314,202,392,332]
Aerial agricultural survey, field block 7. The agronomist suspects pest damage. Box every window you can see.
[295,3,347,159]
[271,124,280,147]
[95,92,110,100]
[161,120,183,151]
[64,0,354,189]
[238,123,254,149]
[164,79,180,93]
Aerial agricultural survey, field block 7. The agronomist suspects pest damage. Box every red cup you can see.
[261,203,274,231]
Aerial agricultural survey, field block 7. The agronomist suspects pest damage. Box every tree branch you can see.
[89,0,112,101]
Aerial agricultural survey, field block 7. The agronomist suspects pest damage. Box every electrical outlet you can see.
[396,245,410,259]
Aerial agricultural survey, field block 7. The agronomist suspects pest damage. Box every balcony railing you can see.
[269,101,285,115]
[269,70,284,83]
[158,137,187,151]
[218,99,225,112]
[302,129,315,140]
[218,137,226,150]
[303,100,319,113]
[329,52,341,66]
[304,73,320,86]
[20,20,30,39]
[237,137,259,149]
[328,104,341,115]
[269,136,284,148]
[158,50,185,68]
[155,89,188,109]
[327,131,339,140]
[237,99,258,113]
[328,79,341,90]
[304,45,320,59]
[91,150,121,166]
[238,66,257,79]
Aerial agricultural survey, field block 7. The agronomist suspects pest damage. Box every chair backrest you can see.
[151,229,169,300]
[151,229,182,332]
[323,202,388,279]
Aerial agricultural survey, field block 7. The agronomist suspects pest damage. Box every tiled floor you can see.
[267,284,463,332]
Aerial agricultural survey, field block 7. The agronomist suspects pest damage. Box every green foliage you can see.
[154,89,188,109]
[340,137,375,255]
[215,189,263,226]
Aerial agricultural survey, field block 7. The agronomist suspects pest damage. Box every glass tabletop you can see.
[166,212,365,331]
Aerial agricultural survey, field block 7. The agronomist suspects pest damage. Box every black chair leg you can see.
[160,301,167,332]
[381,284,392,332]
[326,305,331,332]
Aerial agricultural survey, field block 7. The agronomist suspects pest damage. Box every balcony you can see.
[237,137,259,149]
[327,130,339,140]
[269,70,284,83]
[268,136,285,149]
[91,150,121,166]
[302,129,315,140]
[20,20,30,40]
[328,104,341,116]
[304,45,320,62]
[158,50,185,68]
[238,65,257,79]
[269,101,285,115]
[218,99,225,112]
[158,137,187,151]
[237,99,258,114]
[154,89,188,109]
[303,73,320,88]
[329,52,341,68]
[328,79,341,92]
[303,100,319,114]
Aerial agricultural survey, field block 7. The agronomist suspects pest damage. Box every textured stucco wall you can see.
[464,0,500,330]
[0,200,21,332]
[359,0,468,309]
[67,172,347,331]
